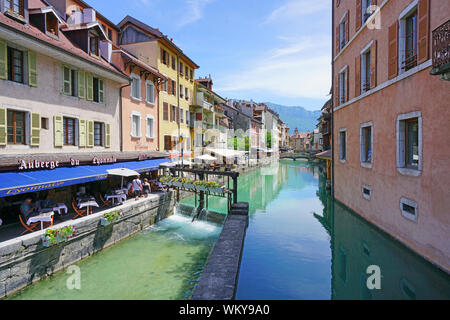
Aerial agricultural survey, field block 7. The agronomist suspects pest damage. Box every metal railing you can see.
[432,19,450,70]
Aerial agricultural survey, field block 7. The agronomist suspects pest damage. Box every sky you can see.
[88,0,332,111]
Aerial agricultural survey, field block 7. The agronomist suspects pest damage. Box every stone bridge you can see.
[280,151,318,161]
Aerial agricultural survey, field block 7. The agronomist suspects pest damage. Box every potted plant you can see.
[100,210,122,226]
[194,181,208,192]
[41,226,76,247]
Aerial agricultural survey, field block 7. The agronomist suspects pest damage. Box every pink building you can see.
[333,0,450,271]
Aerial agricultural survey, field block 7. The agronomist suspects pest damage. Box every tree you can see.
[266,132,272,149]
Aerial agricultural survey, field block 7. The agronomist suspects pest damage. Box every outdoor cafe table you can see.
[115,188,129,195]
[28,210,54,230]
[105,193,127,205]
[78,200,99,215]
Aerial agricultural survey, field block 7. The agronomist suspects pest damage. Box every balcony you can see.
[430,19,450,81]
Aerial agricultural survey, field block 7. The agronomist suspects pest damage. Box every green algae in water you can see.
[9,215,222,300]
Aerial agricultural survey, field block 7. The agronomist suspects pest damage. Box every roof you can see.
[118,15,199,69]
[118,48,167,80]
[0,7,127,80]
[67,0,120,31]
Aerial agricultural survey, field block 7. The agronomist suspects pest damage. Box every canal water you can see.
[8,160,450,300]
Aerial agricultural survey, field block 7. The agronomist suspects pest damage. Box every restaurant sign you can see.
[19,159,60,170]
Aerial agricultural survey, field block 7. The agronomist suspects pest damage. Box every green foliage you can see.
[103,211,121,223]
[44,226,76,246]
[266,132,272,149]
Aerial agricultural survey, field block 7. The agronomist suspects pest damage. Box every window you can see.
[360,123,373,166]
[7,47,24,83]
[180,108,184,124]
[164,135,171,151]
[339,15,347,50]
[108,29,113,41]
[186,110,190,126]
[63,117,76,146]
[171,80,176,96]
[185,87,189,101]
[163,102,169,121]
[404,11,418,71]
[62,65,78,97]
[397,112,422,175]
[171,105,176,122]
[93,77,104,103]
[362,0,374,24]
[41,117,49,130]
[162,79,168,92]
[190,69,193,81]
[131,73,141,100]
[145,81,155,104]
[338,67,348,104]
[179,62,184,75]
[131,113,141,138]
[400,198,418,222]
[89,33,99,56]
[180,84,184,98]
[4,0,24,16]
[362,185,372,200]
[185,66,189,79]
[171,56,176,70]
[45,13,59,36]
[146,116,154,138]
[94,122,103,146]
[339,129,347,161]
[161,48,168,65]
[7,109,25,144]
[361,49,371,93]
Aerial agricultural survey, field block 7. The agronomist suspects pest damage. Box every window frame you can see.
[396,111,422,176]
[4,0,24,17]
[93,121,104,147]
[130,73,141,101]
[360,122,373,168]
[89,32,99,57]
[6,109,26,145]
[339,128,347,162]
[145,115,155,139]
[130,112,141,138]
[360,42,372,93]
[7,46,24,84]
[338,65,348,104]
[398,0,419,75]
[400,198,418,222]
[145,80,155,105]
[63,116,76,146]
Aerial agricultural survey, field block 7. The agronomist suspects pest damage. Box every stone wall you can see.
[0,191,176,299]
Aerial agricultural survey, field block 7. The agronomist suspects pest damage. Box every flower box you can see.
[210,187,225,194]
[172,181,182,188]
[183,183,195,190]
[41,226,76,247]
[195,185,208,192]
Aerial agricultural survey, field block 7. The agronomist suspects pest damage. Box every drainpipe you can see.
[119,82,131,153]
[331,0,335,199]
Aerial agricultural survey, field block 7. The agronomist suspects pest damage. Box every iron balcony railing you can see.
[431,19,450,74]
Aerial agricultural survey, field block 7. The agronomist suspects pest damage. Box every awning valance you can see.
[0,158,168,198]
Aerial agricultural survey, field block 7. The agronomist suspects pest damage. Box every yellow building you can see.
[118,16,199,156]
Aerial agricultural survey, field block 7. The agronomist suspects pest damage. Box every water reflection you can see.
[236,160,450,300]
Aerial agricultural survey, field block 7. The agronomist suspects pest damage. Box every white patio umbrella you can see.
[196,154,217,161]
[107,168,140,188]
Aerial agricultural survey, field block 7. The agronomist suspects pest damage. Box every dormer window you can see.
[46,12,59,37]
[4,0,24,17]
[89,33,99,57]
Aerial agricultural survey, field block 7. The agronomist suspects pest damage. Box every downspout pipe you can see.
[331,0,335,199]
[119,82,131,153]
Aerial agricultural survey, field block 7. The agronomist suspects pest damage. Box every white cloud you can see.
[216,35,331,100]
[178,0,214,27]
[266,0,329,23]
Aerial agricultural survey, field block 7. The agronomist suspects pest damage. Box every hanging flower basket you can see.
[101,211,122,226]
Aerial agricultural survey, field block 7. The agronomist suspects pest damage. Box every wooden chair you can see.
[72,201,87,219]
[19,214,40,235]
[98,193,112,208]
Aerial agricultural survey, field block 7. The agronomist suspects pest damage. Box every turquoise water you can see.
[8,160,450,300]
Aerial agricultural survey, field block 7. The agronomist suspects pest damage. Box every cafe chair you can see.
[98,193,112,208]
[72,201,87,219]
[19,210,40,235]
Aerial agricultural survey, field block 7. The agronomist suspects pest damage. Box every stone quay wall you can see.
[0,191,177,299]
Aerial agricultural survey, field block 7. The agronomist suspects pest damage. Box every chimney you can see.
[67,10,83,25]
[100,40,112,63]
[83,8,96,24]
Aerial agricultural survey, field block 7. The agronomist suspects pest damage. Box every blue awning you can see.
[0,158,168,198]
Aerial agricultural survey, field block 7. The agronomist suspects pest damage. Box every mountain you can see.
[264,103,321,133]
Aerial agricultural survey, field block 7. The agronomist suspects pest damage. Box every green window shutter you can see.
[28,51,37,87]
[87,120,94,147]
[79,119,86,147]
[99,78,105,103]
[78,71,85,99]
[30,112,41,146]
[62,65,72,95]
[0,107,6,145]
[54,116,63,147]
[86,73,93,101]
[105,123,110,148]
[0,40,7,80]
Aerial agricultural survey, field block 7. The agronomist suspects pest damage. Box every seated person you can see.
[20,198,38,221]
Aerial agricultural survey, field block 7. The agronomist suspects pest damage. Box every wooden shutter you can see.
[62,66,72,95]
[105,123,111,148]
[345,11,350,44]
[355,55,361,97]
[160,48,164,63]
[28,51,37,87]
[99,79,105,103]
[0,40,7,80]
[170,105,174,122]
[163,102,169,121]
[78,71,85,99]
[87,120,94,147]
[30,113,41,146]
[370,40,377,89]
[334,74,339,106]
[356,0,362,30]
[54,116,63,147]
[168,79,172,96]
[86,73,94,101]
[79,119,86,147]
[388,22,399,79]
[0,107,6,145]
[417,0,430,64]
[335,25,340,55]
[346,68,350,102]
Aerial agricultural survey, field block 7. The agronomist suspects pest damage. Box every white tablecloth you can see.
[27,212,54,226]
[53,204,68,215]
[78,201,99,209]
[106,194,126,203]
